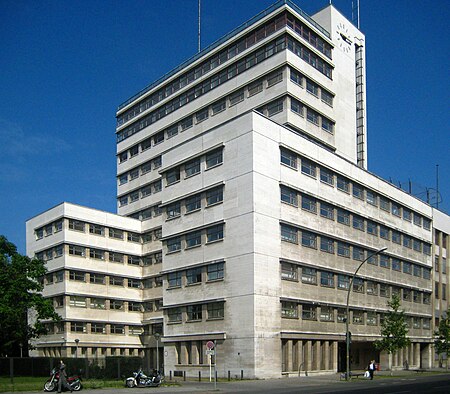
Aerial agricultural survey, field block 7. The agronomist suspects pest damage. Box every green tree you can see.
[0,235,59,356]
[374,293,410,373]
[434,310,450,370]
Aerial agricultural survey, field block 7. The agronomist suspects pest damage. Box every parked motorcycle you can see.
[44,367,82,392]
[125,369,163,388]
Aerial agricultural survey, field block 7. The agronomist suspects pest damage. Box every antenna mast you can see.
[352,0,360,29]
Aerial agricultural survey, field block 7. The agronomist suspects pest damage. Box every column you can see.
[305,340,312,372]
[421,344,432,369]
[414,343,421,367]
[379,350,391,371]
[398,348,403,369]
[331,341,338,372]
[180,342,189,365]
[191,341,199,365]
[286,340,293,372]
[313,341,321,371]
[323,341,330,370]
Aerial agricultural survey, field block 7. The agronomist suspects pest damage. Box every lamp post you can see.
[153,333,161,372]
[75,338,80,359]
[345,246,387,381]
[19,342,23,358]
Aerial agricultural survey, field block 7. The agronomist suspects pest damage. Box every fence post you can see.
[198,370,201,381]
[241,369,243,380]
[183,370,186,381]
[228,370,230,381]
[9,358,14,384]
[117,358,121,379]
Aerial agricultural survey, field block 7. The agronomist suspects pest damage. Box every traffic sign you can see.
[206,349,215,355]
[206,340,215,350]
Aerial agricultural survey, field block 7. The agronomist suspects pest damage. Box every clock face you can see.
[336,22,352,53]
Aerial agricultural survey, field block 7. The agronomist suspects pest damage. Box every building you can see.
[26,0,448,379]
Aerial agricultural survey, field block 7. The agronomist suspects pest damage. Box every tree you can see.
[374,293,410,373]
[434,310,450,370]
[0,235,59,357]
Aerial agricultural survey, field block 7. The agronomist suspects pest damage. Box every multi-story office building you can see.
[26,0,448,378]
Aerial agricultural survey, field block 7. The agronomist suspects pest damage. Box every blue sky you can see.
[1,0,449,254]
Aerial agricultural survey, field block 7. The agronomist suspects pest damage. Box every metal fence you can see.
[0,357,144,380]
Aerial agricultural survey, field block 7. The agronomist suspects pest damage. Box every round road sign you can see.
[206,340,215,350]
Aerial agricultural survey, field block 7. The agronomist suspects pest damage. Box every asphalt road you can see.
[3,373,450,394]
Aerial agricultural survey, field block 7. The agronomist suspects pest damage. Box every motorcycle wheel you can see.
[71,380,82,391]
[44,381,56,392]
[125,379,136,388]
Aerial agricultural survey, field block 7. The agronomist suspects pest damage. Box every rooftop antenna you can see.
[436,164,439,209]
[198,0,201,52]
[352,0,360,29]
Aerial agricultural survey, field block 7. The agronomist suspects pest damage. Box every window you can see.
[69,220,84,232]
[206,225,224,243]
[212,99,226,115]
[55,271,64,282]
[367,281,377,295]
[207,262,224,281]
[337,176,350,193]
[367,254,378,266]
[306,79,318,96]
[110,299,124,310]
[392,258,401,271]
[337,209,350,225]
[320,236,334,254]
[89,248,104,260]
[166,202,181,219]
[320,168,334,185]
[119,151,127,163]
[403,289,412,302]
[423,218,431,230]
[248,80,263,96]
[166,168,180,185]
[91,323,105,334]
[380,283,390,298]
[353,246,365,261]
[367,221,378,236]
[127,232,140,243]
[44,224,52,236]
[321,117,334,133]
[89,224,104,236]
[380,197,390,211]
[69,296,86,308]
[205,149,223,168]
[129,302,142,312]
[337,242,350,258]
[413,317,421,329]
[403,262,412,274]
[301,267,317,284]
[352,215,365,231]
[185,194,202,212]
[152,156,162,169]
[321,89,333,106]
[229,89,244,106]
[280,148,297,168]
[423,293,430,304]
[109,228,123,240]
[380,254,390,268]
[128,255,141,266]
[337,308,347,323]
[302,305,316,320]
[320,271,334,287]
[111,324,125,334]
[352,278,364,293]
[196,108,209,123]
[206,187,223,206]
[69,245,85,257]
[109,252,124,263]
[141,138,152,151]
[367,312,377,326]
[301,231,316,248]
[301,159,316,177]
[71,323,86,333]
[167,237,181,253]
[267,99,283,116]
[338,274,350,290]
[207,302,224,319]
[186,231,201,248]
[127,278,142,289]
[423,243,431,255]
[392,231,401,244]
[413,290,421,303]
[90,298,105,309]
[301,195,316,213]
[187,267,202,284]
[129,169,139,181]
[352,310,364,324]
[290,98,304,115]
[185,159,201,177]
[281,186,298,206]
[141,162,152,175]
[267,70,282,87]
[129,145,138,157]
[69,271,85,281]
[153,131,164,145]
[320,307,334,322]
[90,273,105,285]
[168,307,182,323]
[119,174,128,185]
[366,190,377,206]
[281,262,298,281]
[109,276,123,286]
[403,208,412,221]
[352,183,363,199]
[380,225,389,240]
[54,220,63,232]
[403,235,412,248]
[307,108,319,125]
[281,301,298,318]
[290,67,303,85]
[413,264,422,277]
[187,305,202,321]
[391,203,400,217]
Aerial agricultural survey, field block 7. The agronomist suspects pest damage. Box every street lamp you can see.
[74,338,80,359]
[345,246,387,381]
[19,342,23,358]
[153,333,161,372]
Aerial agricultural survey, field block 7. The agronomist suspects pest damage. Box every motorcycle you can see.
[125,368,163,388]
[44,367,82,392]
